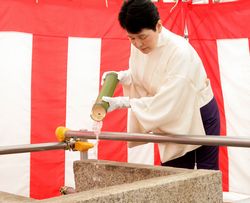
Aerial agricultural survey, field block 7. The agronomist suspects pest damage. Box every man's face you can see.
[127,21,162,54]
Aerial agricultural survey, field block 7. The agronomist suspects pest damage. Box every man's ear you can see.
[156,19,162,33]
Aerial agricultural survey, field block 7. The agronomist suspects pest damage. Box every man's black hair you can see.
[118,0,160,34]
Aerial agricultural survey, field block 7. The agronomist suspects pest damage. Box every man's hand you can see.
[101,70,131,86]
[102,96,130,112]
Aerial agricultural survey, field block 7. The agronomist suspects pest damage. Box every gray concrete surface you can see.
[0,159,223,203]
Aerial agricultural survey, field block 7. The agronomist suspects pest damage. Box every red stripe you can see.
[0,0,191,39]
[187,0,250,39]
[189,39,229,191]
[30,35,68,199]
[158,2,185,36]
[0,0,125,39]
[98,38,130,162]
[154,144,161,165]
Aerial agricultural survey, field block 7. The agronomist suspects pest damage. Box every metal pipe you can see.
[65,130,250,148]
[2,131,250,156]
[0,142,70,155]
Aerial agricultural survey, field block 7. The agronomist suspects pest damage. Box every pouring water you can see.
[92,121,103,161]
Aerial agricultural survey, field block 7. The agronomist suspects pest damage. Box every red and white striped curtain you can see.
[0,0,249,199]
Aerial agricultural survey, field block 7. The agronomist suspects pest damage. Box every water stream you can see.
[92,121,103,161]
[92,121,103,182]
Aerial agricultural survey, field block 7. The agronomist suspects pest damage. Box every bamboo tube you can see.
[91,72,119,121]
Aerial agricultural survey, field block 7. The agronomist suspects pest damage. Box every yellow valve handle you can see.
[55,126,69,142]
[74,141,94,152]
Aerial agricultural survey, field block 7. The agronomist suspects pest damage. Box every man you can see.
[102,0,220,170]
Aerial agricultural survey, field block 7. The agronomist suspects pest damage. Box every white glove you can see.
[101,70,132,86]
[102,96,130,112]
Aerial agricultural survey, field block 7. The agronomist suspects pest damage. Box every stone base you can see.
[0,191,35,202]
[68,159,222,203]
[0,159,223,203]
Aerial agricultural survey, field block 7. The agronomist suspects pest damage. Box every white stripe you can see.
[217,38,250,194]
[0,32,32,196]
[128,143,154,165]
[65,37,101,187]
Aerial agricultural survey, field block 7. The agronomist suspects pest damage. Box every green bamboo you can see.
[91,72,119,121]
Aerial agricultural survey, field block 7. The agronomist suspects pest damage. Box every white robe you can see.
[123,27,214,163]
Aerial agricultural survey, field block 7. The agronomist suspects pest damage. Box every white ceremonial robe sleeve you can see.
[132,76,201,132]
[125,76,206,162]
